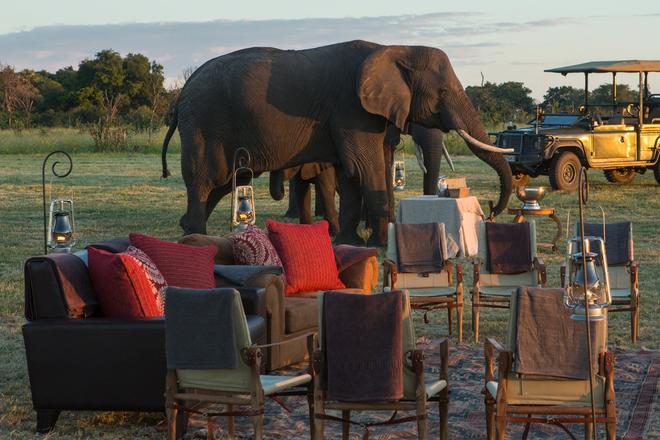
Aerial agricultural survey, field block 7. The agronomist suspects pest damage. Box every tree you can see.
[13,70,40,129]
[542,86,584,112]
[466,81,535,125]
[590,83,639,105]
[0,64,20,129]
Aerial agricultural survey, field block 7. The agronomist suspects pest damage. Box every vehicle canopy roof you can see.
[545,60,660,74]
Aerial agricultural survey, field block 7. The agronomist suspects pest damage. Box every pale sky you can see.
[2,0,659,99]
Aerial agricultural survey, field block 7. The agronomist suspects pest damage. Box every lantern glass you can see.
[48,199,75,252]
[232,185,256,230]
[393,161,406,191]
[564,237,611,321]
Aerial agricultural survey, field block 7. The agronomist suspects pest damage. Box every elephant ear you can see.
[357,46,412,131]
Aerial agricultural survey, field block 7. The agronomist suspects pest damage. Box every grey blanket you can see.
[322,290,403,401]
[514,287,606,380]
[214,265,283,286]
[395,223,446,273]
[165,287,237,369]
[582,222,632,266]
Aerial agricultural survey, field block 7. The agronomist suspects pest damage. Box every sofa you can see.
[180,233,379,371]
[22,241,268,433]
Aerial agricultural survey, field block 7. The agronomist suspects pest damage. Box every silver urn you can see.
[515,186,547,210]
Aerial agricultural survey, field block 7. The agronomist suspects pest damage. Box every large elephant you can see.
[162,40,513,245]
[274,122,453,242]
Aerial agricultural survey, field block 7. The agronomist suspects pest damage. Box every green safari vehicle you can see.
[495,60,660,190]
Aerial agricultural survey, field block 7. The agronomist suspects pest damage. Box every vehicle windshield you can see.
[527,114,581,127]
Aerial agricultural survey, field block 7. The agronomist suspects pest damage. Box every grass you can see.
[0,148,658,438]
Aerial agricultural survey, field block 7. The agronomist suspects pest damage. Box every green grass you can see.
[0,150,658,438]
[0,127,182,155]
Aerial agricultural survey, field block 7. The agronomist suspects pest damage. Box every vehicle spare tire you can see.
[604,169,636,183]
[549,151,581,191]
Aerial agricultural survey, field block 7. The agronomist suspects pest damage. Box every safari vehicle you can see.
[495,60,660,190]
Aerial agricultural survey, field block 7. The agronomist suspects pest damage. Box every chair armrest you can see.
[484,338,505,383]
[533,256,546,286]
[629,260,640,286]
[382,259,397,288]
[455,263,463,284]
[472,257,481,288]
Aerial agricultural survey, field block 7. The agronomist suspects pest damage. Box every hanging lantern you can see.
[564,236,611,321]
[392,160,406,191]
[48,199,76,252]
[231,148,256,231]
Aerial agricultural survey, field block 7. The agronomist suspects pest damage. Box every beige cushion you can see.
[407,287,456,297]
[285,297,317,334]
[611,288,631,298]
[486,374,605,406]
[478,286,518,297]
[609,265,630,290]
[178,233,236,265]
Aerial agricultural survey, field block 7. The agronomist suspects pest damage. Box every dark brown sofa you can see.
[180,233,379,371]
[22,241,268,433]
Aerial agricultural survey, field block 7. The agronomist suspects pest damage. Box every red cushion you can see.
[125,245,168,313]
[129,233,216,289]
[230,225,286,284]
[266,220,344,295]
[87,247,161,318]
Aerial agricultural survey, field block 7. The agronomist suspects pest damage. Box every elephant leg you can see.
[361,168,389,246]
[335,169,364,245]
[205,184,232,221]
[315,168,339,236]
[284,180,300,218]
[293,177,313,224]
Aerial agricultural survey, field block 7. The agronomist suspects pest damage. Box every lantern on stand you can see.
[392,160,406,191]
[42,151,75,254]
[231,148,256,231]
[562,167,610,440]
[48,199,76,252]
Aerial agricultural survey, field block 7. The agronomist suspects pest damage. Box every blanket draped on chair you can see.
[395,223,446,273]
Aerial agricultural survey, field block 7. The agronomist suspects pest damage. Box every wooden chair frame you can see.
[484,338,617,440]
[165,333,316,440]
[471,256,546,342]
[383,259,464,342]
[312,339,449,440]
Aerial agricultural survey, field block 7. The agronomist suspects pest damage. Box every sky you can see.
[2,0,659,100]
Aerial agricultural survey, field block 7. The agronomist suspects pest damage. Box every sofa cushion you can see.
[266,220,345,295]
[178,233,235,265]
[229,226,286,284]
[129,233,216,289]
[125,246,167,313]
[87,247,161,318]
[285,297,318,334]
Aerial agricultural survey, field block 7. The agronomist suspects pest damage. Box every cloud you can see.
[0,12,571,80]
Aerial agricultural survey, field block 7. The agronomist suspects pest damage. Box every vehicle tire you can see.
[549,151,581,191]
[512,173,530,189]
[654,161,660,184]
[604,169,635,183]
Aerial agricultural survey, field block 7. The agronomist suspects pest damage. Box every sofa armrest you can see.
[339,255,378,293]
[24,254,97,320]
[22,318,166,411]
[236,287,267,318]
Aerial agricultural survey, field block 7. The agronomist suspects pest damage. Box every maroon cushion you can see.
[129,233,216,289]
[229,225,286,284]
[87,247,161,318]
[266,220,345,295]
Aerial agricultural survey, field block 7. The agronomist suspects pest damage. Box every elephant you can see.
[161,40,513,245]
[268,162,340,235]
[274,122,454,242]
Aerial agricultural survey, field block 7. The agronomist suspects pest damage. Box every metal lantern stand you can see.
[42,151,74,254]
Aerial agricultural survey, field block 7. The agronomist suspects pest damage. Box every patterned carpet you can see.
[185,339,659,439]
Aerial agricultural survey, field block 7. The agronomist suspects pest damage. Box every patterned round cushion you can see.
[230,226,286,282]
[125,245,168,313]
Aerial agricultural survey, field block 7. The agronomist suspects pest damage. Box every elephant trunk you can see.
[454,103,513,217]
[409,122,444,195]
[269,170,286,201]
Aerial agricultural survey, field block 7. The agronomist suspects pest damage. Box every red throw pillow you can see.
[87,247,161,318]
[125,245,168,313]
[230,225,286,283]
[129,233,216,289]
[266,220,345,295]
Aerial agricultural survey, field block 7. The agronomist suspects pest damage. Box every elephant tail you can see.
[161,107,178,178]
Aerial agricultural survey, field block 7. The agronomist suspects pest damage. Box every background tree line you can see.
[0,50,646,149]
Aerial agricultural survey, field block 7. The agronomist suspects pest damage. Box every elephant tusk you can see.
[456,129,514,153]
[441,140,456,172]
[414,142,428,174]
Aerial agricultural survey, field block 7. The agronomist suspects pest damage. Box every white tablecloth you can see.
[397,195,485,258]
